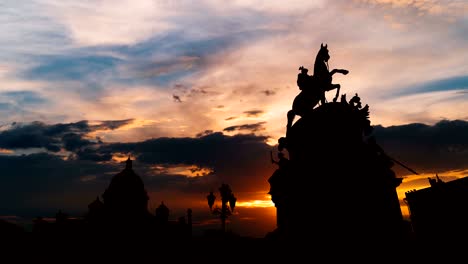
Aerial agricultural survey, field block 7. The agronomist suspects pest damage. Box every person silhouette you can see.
[297,66,313,91]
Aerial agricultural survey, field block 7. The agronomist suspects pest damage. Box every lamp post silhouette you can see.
[207,184,237,232]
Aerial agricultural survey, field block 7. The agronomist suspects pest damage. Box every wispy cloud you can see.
[243,110,264,117]
[223,122,267,133]
[388,75,468,98]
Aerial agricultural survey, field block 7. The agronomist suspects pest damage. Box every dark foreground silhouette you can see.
[268,94,411,245]
[268,44,408,245]
[266,44,468,252]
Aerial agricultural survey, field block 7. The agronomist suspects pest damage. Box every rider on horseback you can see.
[287,43,349,131]
[297,66,313,91]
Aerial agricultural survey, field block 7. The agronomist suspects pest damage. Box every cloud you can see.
[0,153,116,216]
[3,0,466,145]
[0,91,47,106]
[24,55,121,82]
[173,95,182,103]
[357,0,468,19]
[0,119,133,154]
[0,129,275,219]
[373,119,468,175]
[196,130,214,137]
[44,0,174,46]
[223,122,267,133]
[79,131,274,195]
[388,75,468,98]
[261,90,276,96]
[243,110,264,117]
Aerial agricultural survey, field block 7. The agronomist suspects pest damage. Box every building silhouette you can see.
[99,157,152,233]
[405,175,468,241]
[33,157,192,238]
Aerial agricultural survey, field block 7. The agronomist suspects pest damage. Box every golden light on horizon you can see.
[112,153,130,163]
[151,164,214,177]
[236,197,275,208]
[396,170,468,219]
[0,148,13,154]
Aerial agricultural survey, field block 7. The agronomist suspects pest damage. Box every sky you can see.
[0,0,467,237]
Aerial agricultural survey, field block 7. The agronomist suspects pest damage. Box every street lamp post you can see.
[207,183,237,232]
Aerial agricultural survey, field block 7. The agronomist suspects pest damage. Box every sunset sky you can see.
[1,0,467,237]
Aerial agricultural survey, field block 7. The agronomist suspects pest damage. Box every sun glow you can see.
[236,199,275,208]
[0,148,13,154]
[152,164,214,177]
[112,153,131,162]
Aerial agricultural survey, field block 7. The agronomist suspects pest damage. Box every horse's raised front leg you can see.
[330,69,349,76]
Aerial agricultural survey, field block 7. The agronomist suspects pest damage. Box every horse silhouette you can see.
[287,43,349,130]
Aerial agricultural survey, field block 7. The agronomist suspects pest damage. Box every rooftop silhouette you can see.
[31,157,193,240]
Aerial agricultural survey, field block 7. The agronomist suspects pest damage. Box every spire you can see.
[126,156,132,170]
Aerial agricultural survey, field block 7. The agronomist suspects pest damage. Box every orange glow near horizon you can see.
[396,170,468,219]
[0,148,13,154]
[151,164,213,177]
[112,153,130,162]
[236,195,275,208]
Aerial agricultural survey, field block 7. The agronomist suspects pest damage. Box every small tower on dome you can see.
[125,156,132,170]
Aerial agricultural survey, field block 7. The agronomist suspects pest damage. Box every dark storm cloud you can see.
[0,130,274,217]
[97,132,267,166]
[0,153,118,216]
[243,110,264,117]
[62,133,92,151]
[0,119,133,154]
[75,148,113,162]
[223,122,266,132]
[373,119,468,174]
[92,132,274,193]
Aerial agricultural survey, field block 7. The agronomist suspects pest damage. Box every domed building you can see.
[83,157,192,237]
[102,157,150,220]
[82,157,154,234]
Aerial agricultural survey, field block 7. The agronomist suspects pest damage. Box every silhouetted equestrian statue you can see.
[287,43,349,130]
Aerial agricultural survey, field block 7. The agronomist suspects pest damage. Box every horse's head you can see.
[317,43,330,62]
